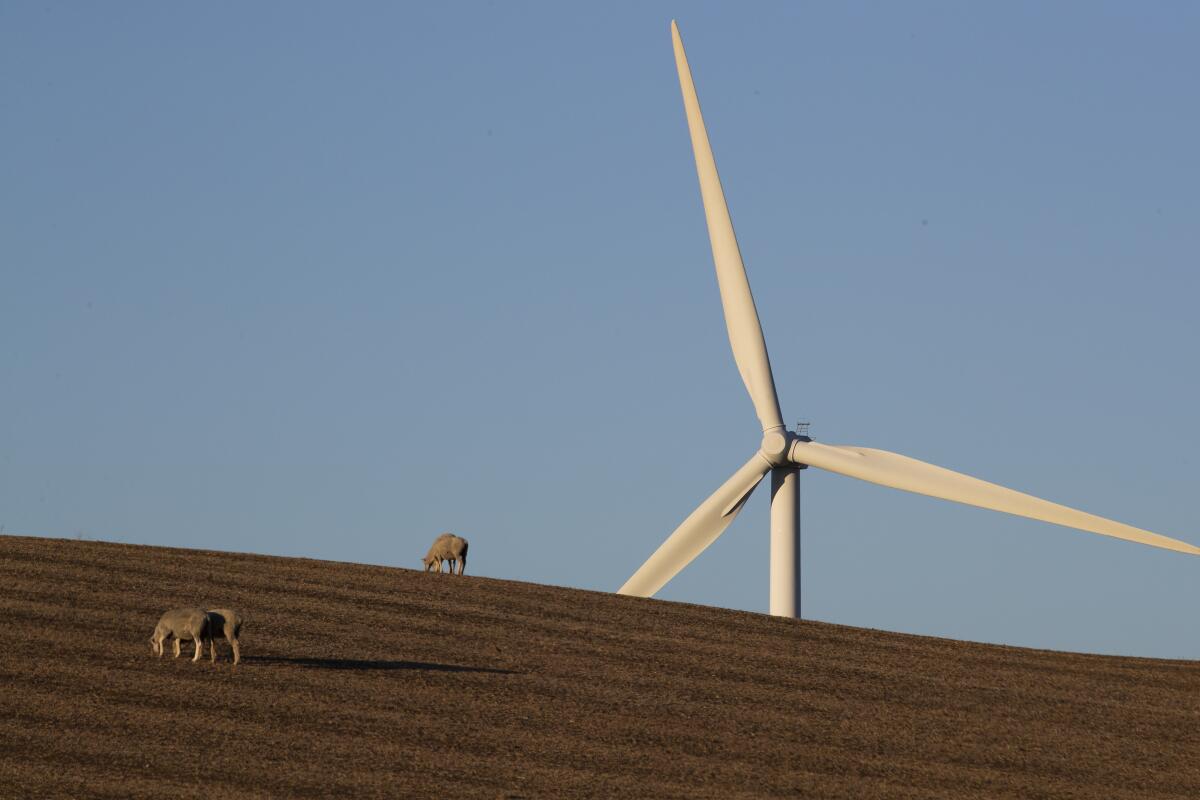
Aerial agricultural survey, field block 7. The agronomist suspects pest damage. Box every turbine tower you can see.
[618,21,1199,617]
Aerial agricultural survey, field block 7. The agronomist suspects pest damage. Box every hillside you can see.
[0,535,1197,799]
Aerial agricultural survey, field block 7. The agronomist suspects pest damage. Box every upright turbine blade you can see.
[619,453,773,598]
[672,21,784,433]
[791,441,1200,555]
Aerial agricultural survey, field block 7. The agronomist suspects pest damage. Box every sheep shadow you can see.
[244,655,518,674]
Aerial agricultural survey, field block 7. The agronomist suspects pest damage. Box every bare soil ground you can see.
[0,535,1197,799]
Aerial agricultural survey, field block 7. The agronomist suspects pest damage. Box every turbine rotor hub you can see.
[760,426,812,468]
[760,427,792,467]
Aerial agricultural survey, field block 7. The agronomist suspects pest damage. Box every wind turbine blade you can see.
[619,452,772,598]
[671,21,784,433]
[790,440,1200,555]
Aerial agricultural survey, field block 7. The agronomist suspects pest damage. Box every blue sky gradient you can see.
[3,2,1198,657]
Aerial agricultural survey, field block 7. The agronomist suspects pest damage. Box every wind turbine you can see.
[618,21,1199,618]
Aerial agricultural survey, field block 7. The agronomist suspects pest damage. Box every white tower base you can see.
[769,466,801,618]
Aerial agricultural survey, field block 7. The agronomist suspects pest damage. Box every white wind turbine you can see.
[618,21,1199,617]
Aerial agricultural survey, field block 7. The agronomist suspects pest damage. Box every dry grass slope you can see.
[0,535,1197,799]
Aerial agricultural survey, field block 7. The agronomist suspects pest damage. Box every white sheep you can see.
[150,608,210,662]
[422,532,469,575]
[205,608,244,665]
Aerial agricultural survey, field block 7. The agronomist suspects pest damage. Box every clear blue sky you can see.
[3,2,1197,658]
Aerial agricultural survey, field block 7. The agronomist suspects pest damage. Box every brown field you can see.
[0,534,1197,799]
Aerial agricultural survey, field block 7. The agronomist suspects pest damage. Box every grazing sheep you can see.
[422,532,469,575]
[205,608,244,665]
[420,532,453,573]
[150,608,210,663]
